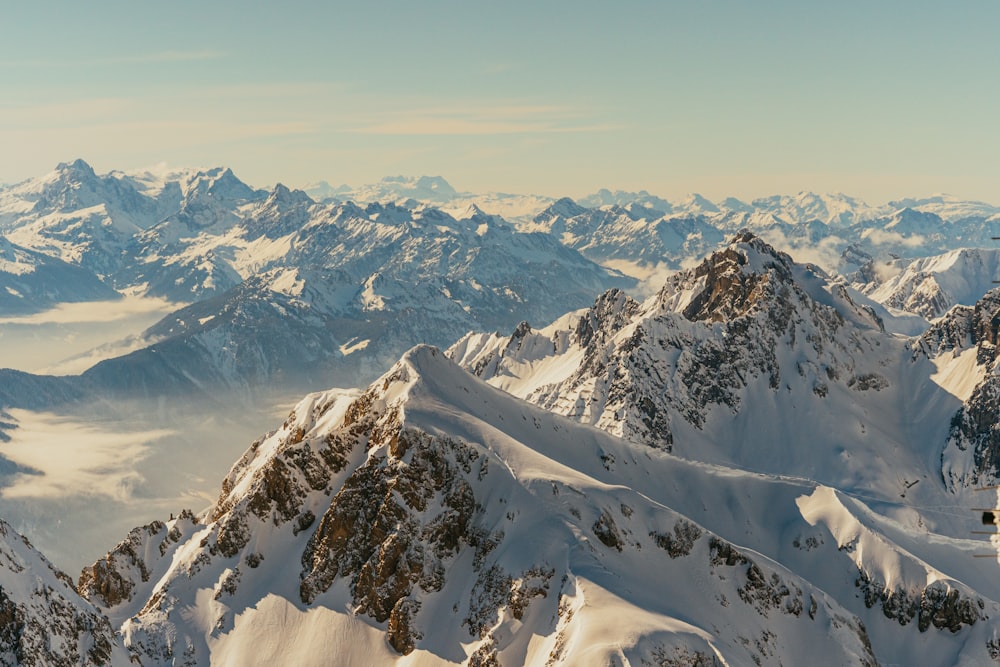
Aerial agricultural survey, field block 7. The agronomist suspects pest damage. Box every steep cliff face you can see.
[0,520,128,666]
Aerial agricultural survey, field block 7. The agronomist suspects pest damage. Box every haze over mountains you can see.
[5,161,1000,665]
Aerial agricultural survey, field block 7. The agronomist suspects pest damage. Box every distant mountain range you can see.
[0,161,631,404]
[307,174,1000,225]
[306,174,1000,290]
[4,160,1000,408]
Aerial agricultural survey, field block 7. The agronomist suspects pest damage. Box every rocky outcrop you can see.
[856,571,986,633]
[927,289,1000,486]
[299,430,482,616]
[916,288,1000,363]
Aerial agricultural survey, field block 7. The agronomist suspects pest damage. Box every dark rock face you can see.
[299,429,481,617]
[78,521,166,608]
[575,288,640,351]
[679,239,789,323]
[650,520,703,558]
[592,510,624,551]
[856,570,986,633]
[917,289,1000,362]
[946,377,1000,486]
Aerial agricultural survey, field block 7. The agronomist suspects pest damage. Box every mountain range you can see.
[4,161,1000,408]
[0,162,631,403]
[6,163,1000,664]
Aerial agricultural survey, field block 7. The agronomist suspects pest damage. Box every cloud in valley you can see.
[0,409,172,501]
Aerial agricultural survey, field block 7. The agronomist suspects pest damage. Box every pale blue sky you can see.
[1,1,998,202]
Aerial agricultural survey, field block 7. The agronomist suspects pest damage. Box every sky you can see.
[1,1,998,203]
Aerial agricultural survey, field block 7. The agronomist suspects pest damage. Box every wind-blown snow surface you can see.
[79,346,1000,666]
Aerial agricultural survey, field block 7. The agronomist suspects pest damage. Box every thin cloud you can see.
[0,296,177,325]
[0,409,172,501]
[0,50,225,68]
[353,104,619,136]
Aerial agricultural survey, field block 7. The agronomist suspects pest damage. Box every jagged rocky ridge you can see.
[919,288,1000,488]
[851,248,1000,321]
[450,233,1000,499]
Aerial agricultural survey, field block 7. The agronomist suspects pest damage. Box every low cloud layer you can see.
[0,409,172,501]
[0,296,175,373]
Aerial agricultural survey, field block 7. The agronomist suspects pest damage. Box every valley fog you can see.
[0,296,177,374]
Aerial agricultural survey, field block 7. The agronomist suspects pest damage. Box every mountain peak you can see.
[670,231,793,322]
[680,192,720,213]
[535,196,589,222]
[377,175,458,200]
[267,182,314,206]
[55,158,97,178]
[414,175,455,193]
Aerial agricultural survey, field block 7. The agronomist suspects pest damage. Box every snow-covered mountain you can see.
[4,161,999,314]
[852,248,1000,320]
[451,233,937,477]
[889,194,1000,222]
[306,175,556,224]
[11,227,1000,664]
[518,193,1000,280]
[0,236,119,314]
[577,187,672,214]
[0,184,632,403]
[529,198,726,273]
[749,191,883,226]
[0,160,163,278]
[72,342,1000,665]
[0,519,129,665]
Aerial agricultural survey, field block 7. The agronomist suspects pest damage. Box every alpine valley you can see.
[4,162,1000,665]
